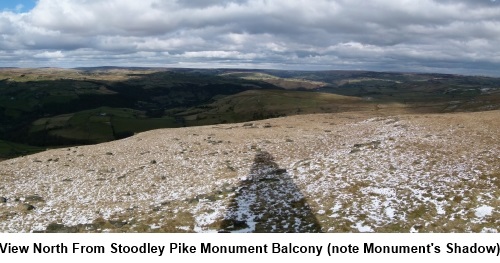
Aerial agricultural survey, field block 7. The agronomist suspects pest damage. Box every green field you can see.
[28,107,179,144]
[0,140,44,160]
[181,90,374,126]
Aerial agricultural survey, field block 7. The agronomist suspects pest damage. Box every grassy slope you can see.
[0,140,44,160]
[181,90,380,126]
[29,107,179,144]
[220,71,329,90]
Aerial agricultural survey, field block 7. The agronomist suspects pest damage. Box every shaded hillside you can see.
[0,68,280,157]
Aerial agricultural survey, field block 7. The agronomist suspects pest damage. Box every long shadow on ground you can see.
[220,150,322,233]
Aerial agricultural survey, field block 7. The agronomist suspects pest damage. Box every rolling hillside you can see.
[2,68,499,159]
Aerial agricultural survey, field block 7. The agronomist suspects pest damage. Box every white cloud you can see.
[181,51,258,60]
[33,50,65,59]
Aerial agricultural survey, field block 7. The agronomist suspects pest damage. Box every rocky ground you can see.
[0,110,499,233]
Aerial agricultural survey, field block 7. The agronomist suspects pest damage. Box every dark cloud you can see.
[0,0,499,75]
[437,0,499,7]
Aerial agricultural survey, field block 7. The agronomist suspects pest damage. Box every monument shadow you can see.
[219,150,322,233]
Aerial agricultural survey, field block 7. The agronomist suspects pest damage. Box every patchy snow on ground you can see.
[0,110,499,232]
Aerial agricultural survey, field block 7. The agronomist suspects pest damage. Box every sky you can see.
[0,0,36,13]
[1,0,500,76]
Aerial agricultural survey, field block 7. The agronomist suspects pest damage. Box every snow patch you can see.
[474,205,493,218]
[481,227,498,233]
[354,222,374,233]
[385,207,395,219]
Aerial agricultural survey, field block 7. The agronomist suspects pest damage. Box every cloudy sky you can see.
[1,0,500,75]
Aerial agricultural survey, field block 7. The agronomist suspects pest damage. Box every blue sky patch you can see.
[0,0,36,13]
